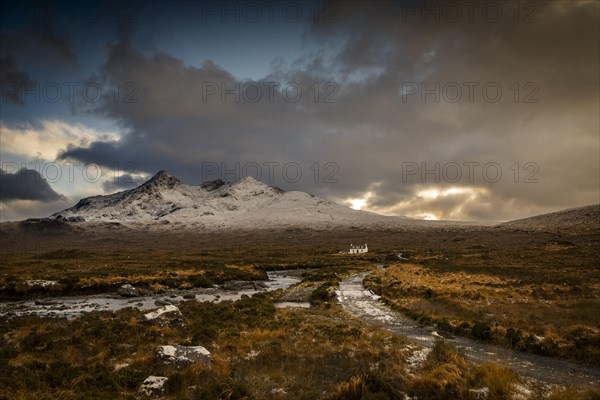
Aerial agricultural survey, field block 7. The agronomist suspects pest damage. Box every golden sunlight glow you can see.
[417,186,475,200]
[349,198,367,210]
[418,189,440,199]
[346,191,375,210]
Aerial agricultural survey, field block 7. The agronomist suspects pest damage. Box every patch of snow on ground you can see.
[25,280,58,287]
[469,387,489,399]
[511,383,533,400]
[405,347,431,372]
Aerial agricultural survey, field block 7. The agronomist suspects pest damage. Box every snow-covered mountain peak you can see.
[237,176,260,184]
[50,170,405,229]
[143,170,181,188]
[224,176,284,198]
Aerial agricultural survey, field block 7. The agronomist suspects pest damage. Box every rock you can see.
[156,345,212,367]
[244,350,260,360]
[144,305,186,327]
[182,293,196,300]
[118,284,140,297]
[154,299,169,306]
[113,362,129,371]
[254,281,267,289]
[270,388,287,395]
[139,375,168,398]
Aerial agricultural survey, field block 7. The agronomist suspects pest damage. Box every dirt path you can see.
[337,273,600,387]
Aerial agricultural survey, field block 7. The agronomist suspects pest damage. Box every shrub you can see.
[329,374,403,400]
[310,281,337,305]
[506,327,523,348]
[193,379,254,400]
[471,321,492,341]
[189,274,214,288]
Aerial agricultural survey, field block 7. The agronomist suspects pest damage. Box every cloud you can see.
[0,1,78,103]
[102,173,147,192]
[0,56,32,103]
[0,168,65,202]
[0,198,73,222]
[1,120,120,161]
[0,3,78,68]
[53,0,599,220]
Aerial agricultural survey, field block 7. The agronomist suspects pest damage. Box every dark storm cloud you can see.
[0,168,65,202]
[0,56,31,103]
[0,1,78,103]
[58,0,599,220]
[102,173,145,192]
[0,27,78,67]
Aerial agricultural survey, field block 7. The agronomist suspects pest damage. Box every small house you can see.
[349,243,368,254]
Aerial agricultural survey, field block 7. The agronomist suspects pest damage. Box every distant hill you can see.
[499,204,600,232]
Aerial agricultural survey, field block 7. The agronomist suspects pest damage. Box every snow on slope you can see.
[51,170,408,230]
[498,204,600,231]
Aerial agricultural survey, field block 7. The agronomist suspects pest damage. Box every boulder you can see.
[118,284,140,297]
[144,305,186,327]
[139,375,168,398]
[156,345,212,367]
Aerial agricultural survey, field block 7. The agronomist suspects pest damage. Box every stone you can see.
[144,305,186,327]
[139,375,168,398]
[118,284,140,297]
[156,345,212,367]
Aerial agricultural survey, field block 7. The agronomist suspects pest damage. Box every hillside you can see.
[499,204,600,232]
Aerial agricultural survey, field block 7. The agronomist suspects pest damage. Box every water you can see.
[337,273,600,387]
[274,302,311,308]
[0,270,304,319]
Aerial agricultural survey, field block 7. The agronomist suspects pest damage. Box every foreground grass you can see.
[2,292,599,399]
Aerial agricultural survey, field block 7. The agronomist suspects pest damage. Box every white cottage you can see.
[349,243,368,254]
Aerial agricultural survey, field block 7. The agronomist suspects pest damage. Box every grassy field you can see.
[3,290,599,399]
[0,222,599,398]
[361,233,600,366]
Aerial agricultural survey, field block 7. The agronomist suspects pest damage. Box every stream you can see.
[337,273,600,387]
[0,270,305,319]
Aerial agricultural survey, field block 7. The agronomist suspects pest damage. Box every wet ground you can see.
[337,273,600,388]
[0,270,305,319]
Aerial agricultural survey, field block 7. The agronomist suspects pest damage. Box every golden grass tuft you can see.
[330,374,367,400]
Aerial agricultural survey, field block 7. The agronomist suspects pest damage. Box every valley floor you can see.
[0,224,598,399]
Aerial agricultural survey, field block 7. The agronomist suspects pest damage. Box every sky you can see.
[1,0,599,222]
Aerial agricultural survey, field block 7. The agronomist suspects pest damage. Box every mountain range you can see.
[46,170,598,232]
[50,170,410,230]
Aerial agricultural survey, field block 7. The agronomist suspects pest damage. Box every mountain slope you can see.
[51,170,406,229]
[498,204,600,231]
